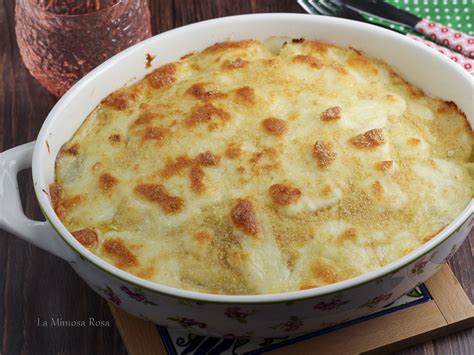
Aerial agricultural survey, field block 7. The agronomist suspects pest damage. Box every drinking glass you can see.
[15,0,152,96]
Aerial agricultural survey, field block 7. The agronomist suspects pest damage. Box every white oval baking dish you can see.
[0,14,472,337]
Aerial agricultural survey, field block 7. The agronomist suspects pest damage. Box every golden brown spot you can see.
[186,103,231,128]
[441,104,471,132]
[292,38,305,43]
[222,58,248,70]
[313,141,336,168]
[249,148,278,163]
[347,56,379,76]
[159,156,194,178]
[145,53,155,68]
[330,63,348,74]
[191,63,201,71]
[143,126,168,141]
[203,40,258,53]
[62,195,83,209]
[49,183,63,210]
[134,184,184,213]
[186,83,225,101]
[103,92,137,110]
[99,173,118,193]
[225,145,242,159]
[55,195,83,219]
[208,122,220,130]
[108,134,121,143]
[320,106,341,121]
[193,231,213,244]
[249,148,281,175]
[231,199,260,236]
[263,58,278,67]
[134,112,156,125]
[320,184,333,197]
[299,284,317,290]
[338,228,357,243]
[235,86,256,104]
[64,144,79,156]
[146,63,177,89]
[389,69,403,82]
[422,225,448,243]
[375,160,393,171]
[384,94,397,102]
[197,151,220,166]
[189,165,205,193]
[261,117,288,136]
[292,55,323,69]
[139,102,151,110]
[372,181,384,197]
[72,228,98,249]
[136,265,156,279]
[159,151,219,179]
[437,101,458,114]
[308,41,329,53]
[102,239,138,268]
[311,261,346,284]
[351,129,385,148]
[180,52,195,60]
[269,184,302,206]
[407,137,422,147]
[408,85,424,98]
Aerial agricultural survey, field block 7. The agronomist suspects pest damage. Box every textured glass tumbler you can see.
[15,0,152,97]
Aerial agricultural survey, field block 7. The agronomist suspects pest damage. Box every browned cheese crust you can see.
[53,39,473,295]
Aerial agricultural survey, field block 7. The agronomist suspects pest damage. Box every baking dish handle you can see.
[0,142,75,262]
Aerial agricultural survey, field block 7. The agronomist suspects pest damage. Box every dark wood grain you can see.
[0,1,472,354]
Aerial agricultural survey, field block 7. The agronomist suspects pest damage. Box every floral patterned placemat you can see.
[156,284,431,355]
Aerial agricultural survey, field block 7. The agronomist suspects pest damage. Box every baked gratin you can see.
[52,39,473,295]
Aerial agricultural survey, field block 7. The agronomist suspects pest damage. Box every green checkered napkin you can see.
[365,0,474,35]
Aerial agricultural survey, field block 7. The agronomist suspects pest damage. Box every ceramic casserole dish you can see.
[0,14,472,337]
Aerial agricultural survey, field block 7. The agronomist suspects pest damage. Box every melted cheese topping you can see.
[53,39,473,295]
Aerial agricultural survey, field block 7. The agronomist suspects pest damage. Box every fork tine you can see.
[319,0,340,13]
[297,0,318,15]
[307,0,334,16]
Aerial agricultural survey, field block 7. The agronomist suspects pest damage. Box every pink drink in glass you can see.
[15,0,152,97]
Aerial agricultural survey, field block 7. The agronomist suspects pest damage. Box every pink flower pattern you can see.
[441,245,457,264]
[271,316,304,332]
[121,286,146,301]
[120,286,156,305]
[99,286,121,306]
[313,298,349,311]
[411,257,429,275]
[168,317,207,329]
[224,307,255,323]
[364,293,393,309]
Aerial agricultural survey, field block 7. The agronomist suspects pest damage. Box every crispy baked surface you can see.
[53,39,473,295]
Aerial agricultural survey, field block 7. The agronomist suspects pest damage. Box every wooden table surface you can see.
[0,1,472,354]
